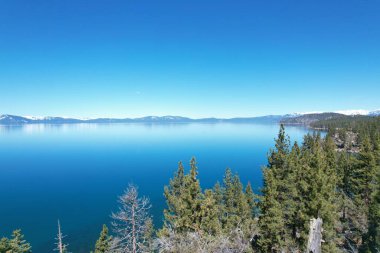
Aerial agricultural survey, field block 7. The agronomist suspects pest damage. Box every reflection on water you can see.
[0,123,101,134]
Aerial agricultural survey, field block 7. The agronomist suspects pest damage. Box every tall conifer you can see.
[94,225,112,253]
[257,168,286,252]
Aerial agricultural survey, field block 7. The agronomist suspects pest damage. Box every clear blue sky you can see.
[0,0,379,118]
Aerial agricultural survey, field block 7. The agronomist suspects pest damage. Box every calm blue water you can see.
[0,123,311,252]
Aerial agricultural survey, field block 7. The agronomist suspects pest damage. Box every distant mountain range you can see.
[0,110,379,125]
[0,114,285,124]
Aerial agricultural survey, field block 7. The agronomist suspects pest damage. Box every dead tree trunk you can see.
[55,220,68,253]
[306,217,323,253]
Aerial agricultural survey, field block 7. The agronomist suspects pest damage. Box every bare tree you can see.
[55,220,68,253]
[156,226,253,253]
[306,217,323,253]
[111,184,152,253]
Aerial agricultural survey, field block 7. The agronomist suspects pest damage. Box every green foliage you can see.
[161,158,256,251]
[302,134,339,252]
[0,237,10,253]
[94,224,112,253]
[0,230,32,253]
[360,135,380,252]
[245,182,257,217]
[162,158,203,233]
[352,135,377,208]
[310,115,380,138]
[257,167,286,252]
[360,171,380,252]
[222,169,249,231]
[268,124,290,173]
[199,189,221,234]
[256,128,341,252]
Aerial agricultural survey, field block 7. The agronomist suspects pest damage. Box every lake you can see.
[0,123,311,252]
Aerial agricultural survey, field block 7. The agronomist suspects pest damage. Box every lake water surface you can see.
[0,123,312,252]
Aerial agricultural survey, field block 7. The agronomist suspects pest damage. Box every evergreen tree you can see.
[94,225,112,253]
[180,157,203,232]
[373,132,380,166]
[285,141,307,248]
[199,189,222,235]
[213,181,224,210]
[353,135,377,208]
[8,230,31,253]
[212,181,225,232]
[303,134,339,252]
[360,172,380,252]
[222,169,252,232]
[268,124,290,172]
[163,161,185,231]
[245,182,257,217]
[0,237,10,252]
[222,168,234,223]
[162,158,203,233]
[257,168,286,252]
[257,126,296,252]
[336,152,367,251]
[336,152,356,198]
[232,174,251,220]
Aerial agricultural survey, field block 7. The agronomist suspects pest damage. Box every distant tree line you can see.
[1,120,379,252]
[312,115,380,138]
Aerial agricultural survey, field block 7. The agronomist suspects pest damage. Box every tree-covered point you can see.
[312,115,380,137]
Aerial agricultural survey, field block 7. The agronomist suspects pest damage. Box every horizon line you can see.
[1,108,379,120]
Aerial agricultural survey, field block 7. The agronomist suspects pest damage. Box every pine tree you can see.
[285,141,307,249]
[257,167,286,252]
[221,169,252,232]
[232,174,251,221]
[368,171,380,251]
[373,132,380,166]
[336,151,367,251]
[163,161,185,231]
[362,172,380,252]
[360,136,380,252]
[94,225,112,253]
[212,181,225,232]
[8,229,32,253]
[245,182,257,217]
[162,158,203,233]
[336,152,356,198]
[256,125,295,252]
[268,124,290,172]
[222,168,234,223]
[353,135,377,208]
[0,237,10,252]
[180,157,203,232]
[199,189,222,235]
[302,134,339,252]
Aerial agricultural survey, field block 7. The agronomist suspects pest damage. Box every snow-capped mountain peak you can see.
[293,109,380,116]
[334,109,369,116]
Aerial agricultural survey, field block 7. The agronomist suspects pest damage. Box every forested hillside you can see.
[280,113,345,125]
[281,113,380,132]
[1,123,379,253]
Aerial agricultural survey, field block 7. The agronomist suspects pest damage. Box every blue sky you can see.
[0,0,379,118]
